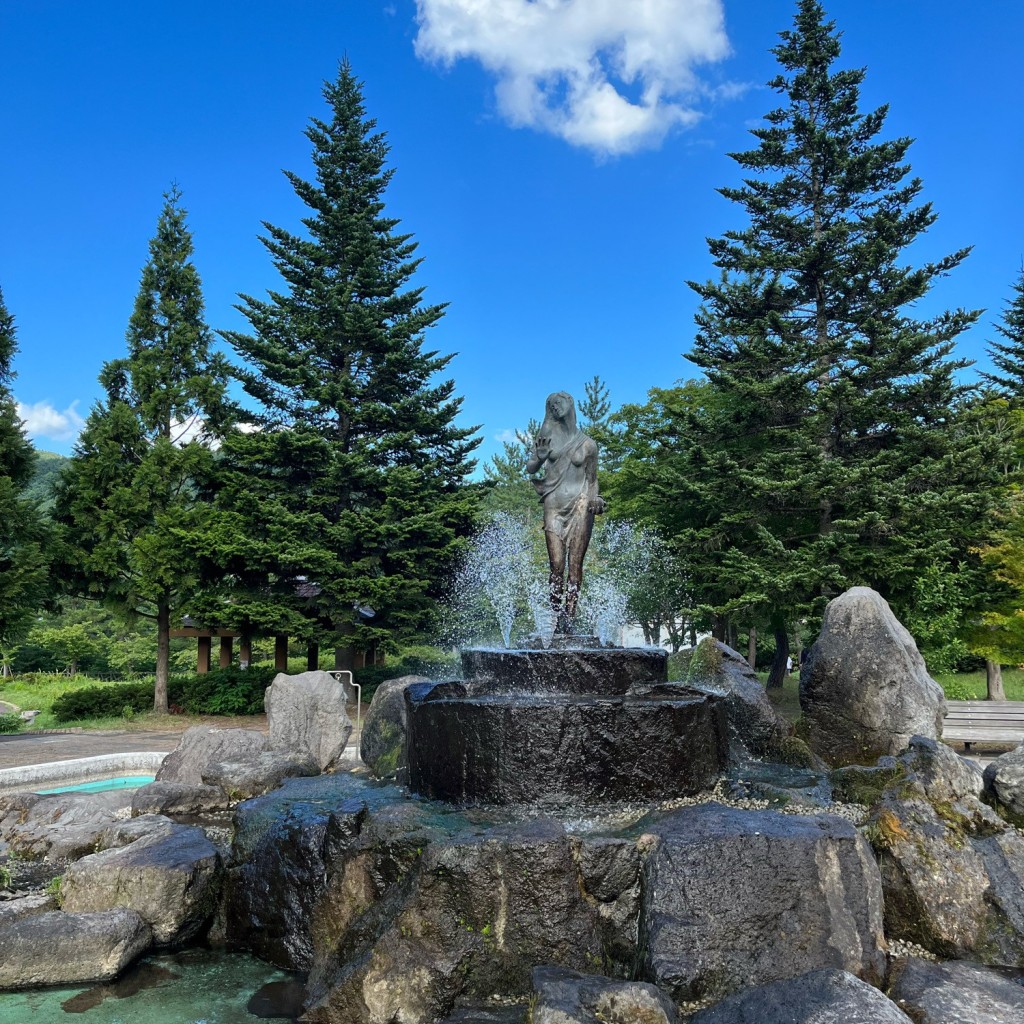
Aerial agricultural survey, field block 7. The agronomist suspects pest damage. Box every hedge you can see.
[51,665,278,722]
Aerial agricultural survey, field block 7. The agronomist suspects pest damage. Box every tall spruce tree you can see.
[0,288,49,650]
[653,0,1008,680]
[983,268,1024,400]
[55,189,228,711]
[206,61,479,665]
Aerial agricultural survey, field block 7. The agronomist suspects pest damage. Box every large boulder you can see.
[983,743,1024,827]
[690,969,912,1024]
[224,773,380,971]
[303,817,612,1024]
[360,674,429,779]
[531,965,679,1024]
[62,823,222,946]
[0,909,152,989]
[0,791,121,861]
[887,957,1024,1023]
[202,749,319,802]
[0,893,56,928]
[639,804,886,1002]
[799,587,946,766]
[156,725,267,785]
[684,639,789,758]
[860,741,1024,964]
[131,780,230,817]
[265,671,353,771]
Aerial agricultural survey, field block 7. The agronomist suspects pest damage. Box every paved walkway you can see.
[0,730,186,770]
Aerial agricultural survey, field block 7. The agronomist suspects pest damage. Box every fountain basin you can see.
[460,645,667,696]
[407,683,727,805]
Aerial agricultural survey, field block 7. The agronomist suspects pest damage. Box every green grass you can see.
[930,668,1024,701]
[0,673,114,728]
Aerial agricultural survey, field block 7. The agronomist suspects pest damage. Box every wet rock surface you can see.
[460,646,667,695]
[266,670,353,771]
[407,686,726,805]
[360,674,429,779]
[800,587,946,766]
[683,640,790,759]
[887,956,1024,1023]
[0,909,152,989]
[689,969,913,1023]
[639,804,886,1001]
[157,725,268,785]
[62,823,223,946]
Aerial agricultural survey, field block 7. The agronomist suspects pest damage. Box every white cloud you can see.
[494,428,519,444]
[15,399,85,443]
[414,0,732,155]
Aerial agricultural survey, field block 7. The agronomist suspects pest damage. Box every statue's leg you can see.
[565,511,595,622]
[545,529,567,620]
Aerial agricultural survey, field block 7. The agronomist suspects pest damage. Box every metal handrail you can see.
[327,670,361,762]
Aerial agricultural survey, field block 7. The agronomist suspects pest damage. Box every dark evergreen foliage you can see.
[54,189,229,711]
[983,268,1024,400]
[0,287,49,649]
[197,61,479,658]
[617,0,1010,660]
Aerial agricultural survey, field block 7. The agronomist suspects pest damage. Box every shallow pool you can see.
[36,775,156,795]
[0,948,303,1022]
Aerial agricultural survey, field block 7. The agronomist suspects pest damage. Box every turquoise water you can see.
[0,948,303,1022]
[36,776,156,795]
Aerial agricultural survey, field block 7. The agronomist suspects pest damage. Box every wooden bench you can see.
[943,700,1024,752]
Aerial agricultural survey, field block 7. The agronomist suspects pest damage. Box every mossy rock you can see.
[686,637,724,685]
[769,735,818,769]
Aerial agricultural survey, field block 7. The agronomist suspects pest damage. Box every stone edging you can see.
[0,752,168,794]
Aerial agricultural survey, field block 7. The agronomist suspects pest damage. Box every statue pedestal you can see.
[406,647,727,806]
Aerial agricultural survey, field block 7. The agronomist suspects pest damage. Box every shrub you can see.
[174,665,275,715]
[942,677,975,702]
[0,713,22,734]
[51,665,277,722]
[51,681,153,721]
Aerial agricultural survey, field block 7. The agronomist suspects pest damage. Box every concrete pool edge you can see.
[0,751,168,795]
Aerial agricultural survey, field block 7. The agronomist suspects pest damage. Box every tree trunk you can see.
[712,615,726,642]
[747,627,757,670]
[154,601,170,714]
[986,659,1007,701]
[766,622,789,690]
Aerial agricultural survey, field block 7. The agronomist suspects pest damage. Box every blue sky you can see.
[2,1,1022,466]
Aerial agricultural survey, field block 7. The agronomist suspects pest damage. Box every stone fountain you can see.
[406,392,727,805]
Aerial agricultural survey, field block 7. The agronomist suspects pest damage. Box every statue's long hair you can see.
[538,391,579,449]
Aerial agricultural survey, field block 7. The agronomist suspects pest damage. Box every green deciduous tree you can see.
[0,287,49,649]
[55,189,228,712]
[199,62,479,665]
[631,0,1008,684]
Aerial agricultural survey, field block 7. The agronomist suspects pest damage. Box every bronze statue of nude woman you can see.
[525,391,606,633]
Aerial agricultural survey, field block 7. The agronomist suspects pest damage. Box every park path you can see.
[0,715,269,771]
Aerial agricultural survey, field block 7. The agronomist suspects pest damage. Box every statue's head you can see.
[544,391,576,427]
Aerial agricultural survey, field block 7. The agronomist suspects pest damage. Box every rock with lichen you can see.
[800,587,946,766]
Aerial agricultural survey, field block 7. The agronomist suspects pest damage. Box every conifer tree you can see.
[207,61,479,664]
[0,288,48,649]
[649,0,1009,676]
[55,190,228,712]
[982,268,1024,400]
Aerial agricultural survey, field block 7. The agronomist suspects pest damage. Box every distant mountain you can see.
[26,450,68,509]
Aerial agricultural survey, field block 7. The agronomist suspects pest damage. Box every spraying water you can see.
[448,513,663,649]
